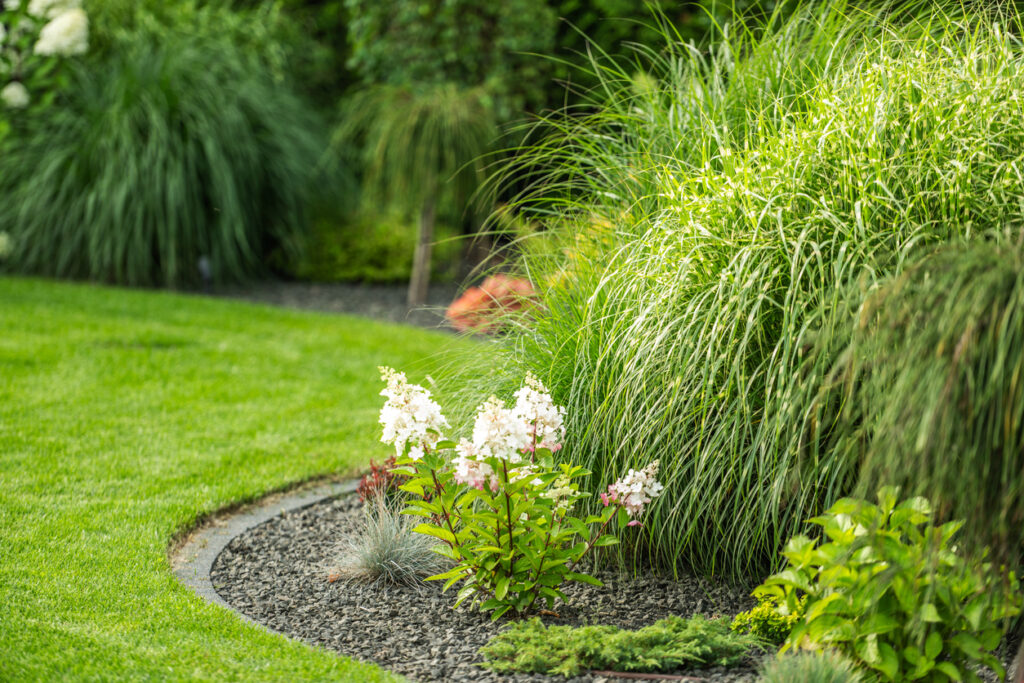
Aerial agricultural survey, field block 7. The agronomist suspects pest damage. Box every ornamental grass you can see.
[456,0,1024,580]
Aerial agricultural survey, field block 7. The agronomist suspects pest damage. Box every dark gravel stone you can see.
[210,493,768,682]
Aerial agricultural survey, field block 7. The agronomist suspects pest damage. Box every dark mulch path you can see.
[211,493,769,683]
[209,282,461,330]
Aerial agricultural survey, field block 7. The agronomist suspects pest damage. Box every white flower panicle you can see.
[512,373,566,451]
[27,0,81,19]
[452,439,497,491]
[471,395,531,463]
[378,366,448,460]
[1,81,29,109]
[606,460,664,517]
[34,7,88,57]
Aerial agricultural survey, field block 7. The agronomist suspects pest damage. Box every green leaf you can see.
[876,642,900,681]
[495,576,510,600]
[592,534,618,547]
[934,662,963,681]
[412,523,456,545]
[490,605,512,621]
[920,604,942,623]
[925,631,943,661]
[565,572,603,587]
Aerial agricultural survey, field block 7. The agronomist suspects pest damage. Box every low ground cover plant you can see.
[480,615,759,677]
[754,488,1021,682]
[376,367,663,619]
[731,594,806,646]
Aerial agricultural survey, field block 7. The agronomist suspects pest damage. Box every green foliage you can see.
[335,83,498,209]
[343,0,556,121]
[400,451,626,620]
[0,31,324,286]
[480,615,759,677]
[287,210,460,283]
[808,239,1024,568]
[756,488,1022,683]
[731,594,806,646]
[467,1,1024,579]
[334,496,450,587]
[758,651,865,683]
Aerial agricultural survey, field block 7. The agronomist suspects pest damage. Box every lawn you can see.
[0,277,458,681]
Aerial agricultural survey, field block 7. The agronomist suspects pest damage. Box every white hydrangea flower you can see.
[471,396,531,463]
[452,439,497,491]
[34,7,88,57]
[512,373,566,452]
[605,460,664,517]
[378,366,448,460]
[27,0,80,19]
[1,81,29,109]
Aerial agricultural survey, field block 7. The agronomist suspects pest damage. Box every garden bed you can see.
[210,492,767,682]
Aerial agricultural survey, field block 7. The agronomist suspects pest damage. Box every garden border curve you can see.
[170,479,356,629]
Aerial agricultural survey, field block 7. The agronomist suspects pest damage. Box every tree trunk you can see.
[407,195,436,308]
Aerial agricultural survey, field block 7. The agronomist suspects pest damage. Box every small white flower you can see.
[512,373,566,452]
[34,7,88,57]
[472,396,531,463]
[27,0,80,19]
[378,367,448,459]
[607,460,664,517]
[452,439,497,491]
[1,81,29,109]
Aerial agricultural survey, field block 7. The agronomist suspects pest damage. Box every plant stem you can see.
[503,460,515,578]
[430,468,460,550]
[567,507,617,574]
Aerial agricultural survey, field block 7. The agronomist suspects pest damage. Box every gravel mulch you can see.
[211,493,768,683]
[209,282,461,331]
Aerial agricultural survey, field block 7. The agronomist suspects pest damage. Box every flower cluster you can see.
[452,439,497,491]
[382,367,666,619]
[603,460,664,518]
[378,366,448,460]
[470,395,531,463]
[512,373,565,451]
[0,0,88,111]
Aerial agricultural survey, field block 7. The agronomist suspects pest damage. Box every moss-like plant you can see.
[479,615,760,677]
[732,594,806,645]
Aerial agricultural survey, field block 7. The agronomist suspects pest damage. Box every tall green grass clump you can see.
[0,29,323,287]
[810,238,1024,567]
[476,1,1024,579]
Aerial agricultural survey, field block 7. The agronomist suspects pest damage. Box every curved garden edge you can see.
[169,478,357,628]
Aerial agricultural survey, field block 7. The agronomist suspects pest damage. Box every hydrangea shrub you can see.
[376,367,663,619]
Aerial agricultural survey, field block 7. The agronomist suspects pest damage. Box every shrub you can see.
[731,594,806,646]
[759,651,864,683]
[378,367,662,619]
[470,1,1024,579]
[755,488,1022,683]
[333,496,449,588]
[806,239,1024,568]
[480,615,759,677]
[0,30,324,286]
[286,209,461,284]
[356,456,403,504]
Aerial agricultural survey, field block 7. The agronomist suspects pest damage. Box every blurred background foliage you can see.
[0,0,789,289]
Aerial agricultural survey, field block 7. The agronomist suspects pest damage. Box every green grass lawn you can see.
[0,277,461,681]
